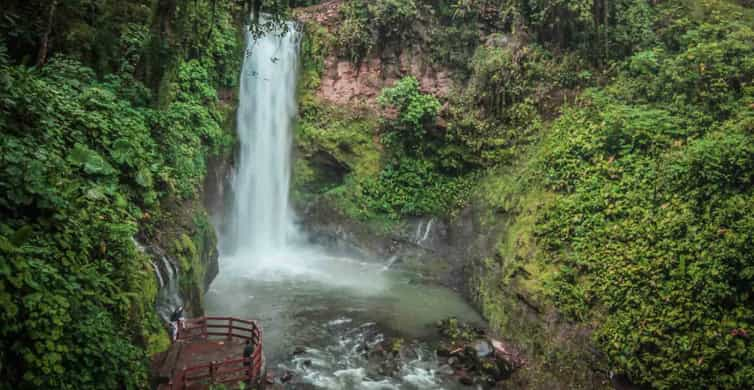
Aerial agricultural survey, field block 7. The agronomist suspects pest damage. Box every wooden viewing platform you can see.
[152,317,265,390]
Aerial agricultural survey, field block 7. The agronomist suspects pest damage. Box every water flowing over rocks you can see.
[204,13,489,390]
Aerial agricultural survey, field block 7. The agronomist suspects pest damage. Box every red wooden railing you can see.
[172,317,264,389]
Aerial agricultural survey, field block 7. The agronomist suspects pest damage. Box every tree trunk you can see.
[604,0,609,60]
[206,0,217,42]
[36,0,59,67]
[252,0,262,25]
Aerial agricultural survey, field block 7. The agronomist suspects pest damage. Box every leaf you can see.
[85,187,106,201]
[10,225,34,246]
[68,144,115,176]
[135,168,152,188]
[110,139,132,165]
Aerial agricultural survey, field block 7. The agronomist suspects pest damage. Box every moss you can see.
[467,142,611,388]
[472,254,608,389]
[294,19,388,223]
[294,92,383,222]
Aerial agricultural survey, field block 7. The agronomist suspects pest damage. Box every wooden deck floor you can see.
[153,339,248,390]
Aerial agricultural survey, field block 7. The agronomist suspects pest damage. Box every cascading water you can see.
[207,22,484,389]
[228,23,300,256]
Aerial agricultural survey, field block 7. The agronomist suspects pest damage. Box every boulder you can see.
[473,339,494,358]
[457,372,474,386]
[437,364,455,376]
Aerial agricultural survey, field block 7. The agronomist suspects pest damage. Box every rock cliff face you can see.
[295,0,451,108]
[299,196,468,287]
[148,94,236,320]
[291,3,617,389]
[317,52,452,107]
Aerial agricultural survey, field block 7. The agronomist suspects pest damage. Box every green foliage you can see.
[348,77,472,218]
[437,317,480,344]
[335,0,418,63]
[378,76,441,154]
[295,74,470,220]
[505,0,656,62]
[359,158,474,218]
[533,4,754,387]
[442,43,584,170]
[0,0,241,387]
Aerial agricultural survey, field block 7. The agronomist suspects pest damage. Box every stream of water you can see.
[205,23,483,389]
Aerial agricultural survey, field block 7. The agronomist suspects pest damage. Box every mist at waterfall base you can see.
[205,25,482,389]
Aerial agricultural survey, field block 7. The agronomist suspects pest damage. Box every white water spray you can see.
[229,24,300,256]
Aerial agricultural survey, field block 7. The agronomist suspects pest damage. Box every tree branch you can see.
[36,0,59,67]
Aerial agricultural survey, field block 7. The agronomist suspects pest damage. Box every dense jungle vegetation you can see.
[294,0,754,388]
[1,0,753,388]
[0,0,248,387]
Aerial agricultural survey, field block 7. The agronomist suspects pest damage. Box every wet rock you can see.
[457,372,474,386]
[293,346,307,355]
[366,359,382,378]
[473,339,494,358]
[437,364,455,376]
[368,343,386,361]
[436,322,522,387]
[356,340,369,354]
[381,359,401,377]
[494,358,513,381]
[463,346,481,367]
[490,338,525,369]
[303,359,312,367]
[280,371,293,383]
[399,344,419,361]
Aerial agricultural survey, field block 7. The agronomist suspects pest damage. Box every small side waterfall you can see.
[155,255,182,321]
[134,237,164,288]
[151,261,165,288]
[413,218,435,246]
[134,236,182,321]
[419,218,434,245]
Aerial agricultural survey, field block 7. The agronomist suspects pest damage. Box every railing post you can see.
[210,361,216,384]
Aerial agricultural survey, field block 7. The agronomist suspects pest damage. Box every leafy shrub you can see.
[534,5,754,387]
[378,76,441,153]
[335,2,374,64]
[359,158,473,218]
[0,0,241,386]
[335,0,418,63]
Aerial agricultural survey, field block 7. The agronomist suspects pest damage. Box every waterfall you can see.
[414,221,424,243]
[413,218,434,246]
[156,255,182,322]
[228,23,300,256]
[161,255,174,280]
[419,218,434,244]
[134,237,165,289]
[152,261,165,288]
